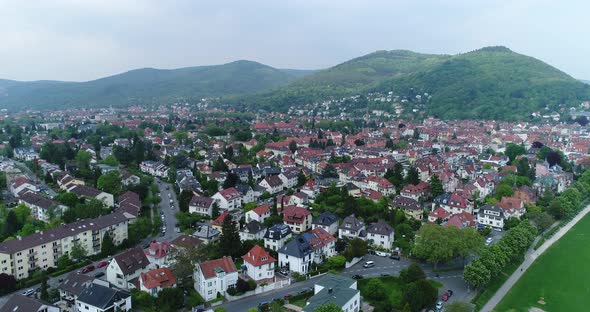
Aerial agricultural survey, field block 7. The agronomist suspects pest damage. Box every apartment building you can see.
[0,213,128,280]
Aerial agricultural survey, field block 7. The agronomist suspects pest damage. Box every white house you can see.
[278,227,336,274]
[194,257,238,302]
[477,204,506,229]
[189,196,215,217]
[338,214,366,240]
[75,282,132,312]
[312,211,339,235]
[239,220,267,241]
[139,267,177,297]
[279,171,299,189]
[106,247,151,289]
[143,241,173,269]
[264,223,293,252]
[245,204,271,223]
[242,245,275,282]
[302,274,361,312]
[211,187,242,210]
[258,175,284,194]
[366,221,394,250]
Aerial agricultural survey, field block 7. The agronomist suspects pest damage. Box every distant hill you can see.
[581,79,590,85]
[240,46,590,120]
[0,60,309,111]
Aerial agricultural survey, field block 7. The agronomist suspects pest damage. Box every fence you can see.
[225,278,292,301]
[345,256,363,268]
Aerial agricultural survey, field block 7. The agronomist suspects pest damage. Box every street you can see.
[220,254,471,312]
[154,178,182,242]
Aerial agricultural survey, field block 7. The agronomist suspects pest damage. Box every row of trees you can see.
[463,221,537,289]
[413,224,484,269]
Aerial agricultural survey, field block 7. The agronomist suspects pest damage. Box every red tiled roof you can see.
[252,204,270,216]
[140,267,176,289]
[212,211,229,226]
[199,257,237,279]
[242,245,275,267]
[282,206,311,224]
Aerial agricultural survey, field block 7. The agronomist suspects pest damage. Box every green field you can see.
[494,213,590,311]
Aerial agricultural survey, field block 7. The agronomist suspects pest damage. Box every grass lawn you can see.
[358,276,404,307]
[494,213,590,311]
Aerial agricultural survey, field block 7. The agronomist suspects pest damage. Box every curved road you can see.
[482,204,590,312]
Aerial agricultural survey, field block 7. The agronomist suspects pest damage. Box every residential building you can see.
[302,274,360,312]
[189,196,215,217]
[366,221,394,250]
[0,213,128,280]
[211,187,242,210]
[242,245,275,282]
[312,211,339,235]
[0,294,59,312]
[139,267,177,297]
[57,272,93,305]
[478,205,506,229]
[18,191,67,222]
[68,185,114,207]
[75,282,132,312]
[245,204,271,224]
[338,214,366,240]
[263,223,292,251]
[193,257,238,302]
[282,206,312,234]
[144,241,173,268]
[106,247,151,289]
[278,227,336,274]
[392,195,422,220]
[258,175,284,194]
[239,220,267,241]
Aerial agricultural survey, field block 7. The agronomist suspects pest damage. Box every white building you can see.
[75,282,132,312]
[139,267,177,297]
[189,196,215,217]
[242,245,275,282]
[194,257,238,302]
[211,187,242,210]
[477,204,506,229]
[245,204,271,223]
[106,247,151,289]
[366,221,394,250]
[264,223,292,252]
[302,274,360,312]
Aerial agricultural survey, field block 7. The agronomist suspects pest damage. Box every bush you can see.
[247,279,257,291]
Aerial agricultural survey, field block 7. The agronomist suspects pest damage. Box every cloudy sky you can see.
[1,0,589,81]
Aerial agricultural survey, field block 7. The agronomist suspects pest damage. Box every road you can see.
[220,254,470,312]
[481,204,590,312]
[154,178,182,242]
[12,160,57,198]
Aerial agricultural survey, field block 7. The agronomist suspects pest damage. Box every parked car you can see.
[442,292,450,301]
[363,261,375,268]
[494,227,502,232]
[81,265,95,274]
[22,288,35,296]
[447,289,453,296]
[389,254,401,260]
[97,260,108,268]
[94,272,105,278]
[352,274,363,279]
[279,268,289,276]
[485,237,493,245]
[435,301,443,311]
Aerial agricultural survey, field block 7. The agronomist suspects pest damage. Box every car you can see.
[22,288,35,296]
[81,265,95,273]
[97,260,108,268]
[175,227,181,233]
[493,227,502,232]
[166,186,170,190]
[94,272,105,278]
[442,292,450,301]
[389,254,401,260]
[367,250,376,255]
[279,268,289,276]
[159,232,165,237]
[363,261,375,268]
[435,301,443,311]
[486,237,493,244]
[447,289,453,296]
[351,274,363,279]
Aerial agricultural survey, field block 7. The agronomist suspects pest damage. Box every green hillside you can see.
[239,46,590,120]
[0,60,306,111]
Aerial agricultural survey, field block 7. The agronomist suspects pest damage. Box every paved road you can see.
[481,204,590,312]
[154,178,181,242]
[220,254,469,312]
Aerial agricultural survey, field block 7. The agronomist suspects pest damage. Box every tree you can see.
[297,171,307,187]
[343,238,368,261]
[406,167,420,185]
[315,302,344,312]
[505,143,526,163]
[445,301,472,312]
[429,175,444,198]
[403,279,438,312]
[97,170,122,195]
[178,190,193,213]
[212,202,220,219]
[546,151,561,167]
[101,155,120,167]
[363,279,386,301]
[222,172,239,189]
[173,245,207,289]
[463,259,491,289]
[3,210,21,237]
[413,225,454,269]
[157,287,184,312]
[101,232,116,257]
[327,255,346,270]
[219,214,241,258]
[39,271,49,301]
[70,241,87,261]
[400,263,426,283]
[495,184,514,200]
[56,192,79,207]
[0,273,16,295]
[57,255,73,270]
[322,163,338,178]
[288,140,298,153]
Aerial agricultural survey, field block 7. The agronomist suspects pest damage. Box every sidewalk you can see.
[481,204,590,312]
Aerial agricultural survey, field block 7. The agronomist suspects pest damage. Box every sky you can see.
[1,0,589,81]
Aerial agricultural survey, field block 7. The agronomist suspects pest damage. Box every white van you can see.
[363,261,375,268]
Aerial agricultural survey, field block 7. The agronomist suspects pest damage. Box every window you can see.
[207,290,212,295]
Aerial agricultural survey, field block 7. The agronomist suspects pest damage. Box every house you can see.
[312,211,339,235]
[242,245,276,282]
[239,220,267,241]
[282,205,313,233]
[289,192,309,207]
[392,195,422,220]
[0,294,60,312]
[338,214,366,240]
[211,187,242,210]
[399,182,430,200]
[57,272,94,305]
[427,207,451,223]
[498,196,526,218]
[189,196,215,217]
[264,223,293,252]
[258,175,284,194]
[278,227,336,274]
[117,191,141,219]
[305,227,337,262]
[366,221,394,250]
[193,223,221,243]
[245,204,271,223]
[477,205,506,229]
[301,179,319,199]
[302,274,360,312]
[106,247,151,289]
[121,172,141,186]
[139,267,177,297]
[279,170,299,189]
[366,176,396,196]
[235,184,255,204]
[194,257,238,301]
[170,234,204,251]
[75,282,132,312]
[444,212,476,228]
[68,185,114,207]
[10,176,38,197]
[18,192,66,222]
[144,241,173,268]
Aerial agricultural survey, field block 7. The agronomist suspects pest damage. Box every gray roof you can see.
[302,274,359,312]
[264,223,292,240]
[339,214,365,231]
[279,235,312,258]
[480,204,505,217]
[0,212,127,255]
[58,272,94,296]
[0,294,56,312]
[241,220,266,235]
[312,211,338,226]
[76,283,130,310]
[113,247,149,276]
[367,220,394,236]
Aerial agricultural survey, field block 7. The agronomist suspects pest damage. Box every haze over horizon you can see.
[1,0,590,82]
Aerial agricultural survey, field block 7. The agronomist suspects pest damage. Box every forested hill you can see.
[0,60,309,111]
